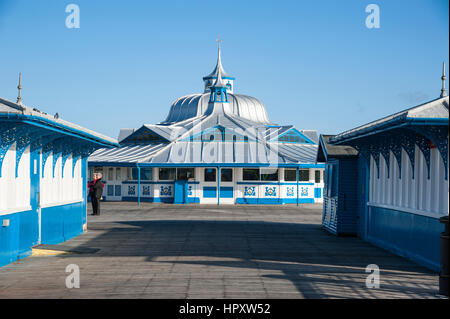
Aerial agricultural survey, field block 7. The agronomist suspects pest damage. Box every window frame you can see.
[284,169,297,182]
[158,168,176,181]
[242,168,260,181]
[221,168,233,182]
[204,168,217,182]
[299,169,310,182]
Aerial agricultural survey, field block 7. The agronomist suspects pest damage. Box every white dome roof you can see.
[164,93,270,124]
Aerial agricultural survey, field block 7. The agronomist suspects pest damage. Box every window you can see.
[132,168,139,180]
[204,168,216,182]
[243,168,259,181]
[277,130,311,144]
[260,168,278,181]
[126,167,132,180]
[284,169,297,181]
[177,168,195,180]
[299,169,310,182]
[278,131,300,143]
[159,168,176,180]
[221,168,233,182]
[140,168,153,181]
[108,167,114,180]
[116,168,121,180]
[315,170,321,183]
[189,127,248,142]
[130,168,152,181]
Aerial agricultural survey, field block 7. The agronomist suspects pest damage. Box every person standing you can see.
[90,173,104,216]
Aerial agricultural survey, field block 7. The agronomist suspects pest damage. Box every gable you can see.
[272,128,316,144]
[120,126,169,144]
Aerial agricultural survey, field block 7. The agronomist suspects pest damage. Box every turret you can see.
[203,41,235,93]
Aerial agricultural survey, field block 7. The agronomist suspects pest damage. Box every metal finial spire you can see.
[17,72,22,104]
[216,35,222,68]
[216,34,222,47]
[212,58,226,88]
[441,61,447,98]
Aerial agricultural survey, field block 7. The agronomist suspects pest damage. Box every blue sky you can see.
[0,0,448,138]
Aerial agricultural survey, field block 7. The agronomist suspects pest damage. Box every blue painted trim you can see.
[236,182,314,185]
[203,76,235,80]
[0,209,37,268]
[121,196,178,203]
[122,180,172,184]
[331,116,448,145]
[0,114,118,148]
[40,201,84,245]
[367,205,443,272]
[283,198,315,204]
[406,117,449,124]
[314,187,322,198]
[203,186,217,198]
[220,187,233,198]
[235,198,315,205]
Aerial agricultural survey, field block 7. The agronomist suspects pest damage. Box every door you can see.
[219,168,234,204]
[30,150,41,245]
[174,180,188,204]
[202,168,218,204]
[105,167,122,201]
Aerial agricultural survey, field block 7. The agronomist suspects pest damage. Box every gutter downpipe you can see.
[137,165,141,206]
[296,166,299,207]
[217,166,221,206]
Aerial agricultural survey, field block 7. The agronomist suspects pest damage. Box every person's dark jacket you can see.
[92,179,104,199]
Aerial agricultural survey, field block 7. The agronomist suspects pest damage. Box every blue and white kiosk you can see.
[321,67,449,271]
[0,87,117,267]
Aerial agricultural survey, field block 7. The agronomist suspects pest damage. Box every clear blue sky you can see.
[0,0,448,138]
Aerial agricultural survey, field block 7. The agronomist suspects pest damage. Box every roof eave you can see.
[330,116,448,145]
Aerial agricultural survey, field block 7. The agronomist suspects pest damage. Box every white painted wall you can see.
[0,143,31,214]
[369,146,448,218]
[40,153,83,208]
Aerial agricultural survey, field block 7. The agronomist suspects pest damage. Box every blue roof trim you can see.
[0,114,118,148]
[330,116,449,145]
[203,76,235,80]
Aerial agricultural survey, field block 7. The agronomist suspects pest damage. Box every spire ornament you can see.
[441,61,447,98]
[17,72,22,104]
